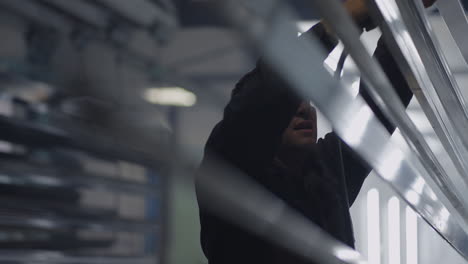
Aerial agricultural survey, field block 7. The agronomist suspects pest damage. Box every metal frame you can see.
[369,0,468,191]
[310,0,468,241]
[437,0,468,69]
[200,0,468,262]
[367,0,468,224]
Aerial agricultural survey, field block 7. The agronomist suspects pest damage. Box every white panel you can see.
[388,197,401,264]
[368,188,381,264]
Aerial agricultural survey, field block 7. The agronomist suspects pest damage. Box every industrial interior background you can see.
[1,0,468,264]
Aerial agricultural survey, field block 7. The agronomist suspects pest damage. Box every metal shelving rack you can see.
[0,94,167,264]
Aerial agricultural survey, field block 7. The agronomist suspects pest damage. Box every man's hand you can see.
[341,0,437,30]
[344,0,369,25]
[321,0,437,35]
[344,0,375,31]
[321,0,373,35]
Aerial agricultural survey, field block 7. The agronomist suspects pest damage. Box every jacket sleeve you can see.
[203,22,339,177]
[341,37,414,206]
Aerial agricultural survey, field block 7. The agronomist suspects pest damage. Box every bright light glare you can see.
[367,188,381,264]
[405,190,420,205]
[334,248,361,261]
[347,107,373,145]
[143,87,197,107]
[438,207,450,232]
[381,148,404,181]
[350,79,360,97]
[0,174,11,184]
[31,175,62,186]
[412,177,425,194]
[406,206,418,264]
[324,43,344,73]
[0,140,13,152]
[427,188,438,201]
[376,0,400,22]
[388,197,400,264]
[296,20,319,34]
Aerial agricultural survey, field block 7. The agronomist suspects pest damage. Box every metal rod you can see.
[386,0,468,168]
[0,250,157,264]
[0,213,158,233]
[436,0,468,68]
[0,115,166,170]
[0,159,159,196]
[309,0,468,237]
[367,0,468,218]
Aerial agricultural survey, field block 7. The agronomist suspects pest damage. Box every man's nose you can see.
[297,103,315,120]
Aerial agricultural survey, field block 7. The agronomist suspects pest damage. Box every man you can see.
[196,0,436,263]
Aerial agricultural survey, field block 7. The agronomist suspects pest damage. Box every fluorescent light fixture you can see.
[388,197,401,264]
[143,87,197,107]
[406,206,418,264]
[367,188,381,264]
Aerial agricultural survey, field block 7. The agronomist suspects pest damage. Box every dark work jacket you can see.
[196,23,413,264]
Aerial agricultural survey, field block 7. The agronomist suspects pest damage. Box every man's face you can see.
[281,102,318,150]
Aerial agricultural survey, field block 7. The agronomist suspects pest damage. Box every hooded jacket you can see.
[196,23,413,264]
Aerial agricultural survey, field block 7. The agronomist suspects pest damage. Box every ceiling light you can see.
[143,87,197,107]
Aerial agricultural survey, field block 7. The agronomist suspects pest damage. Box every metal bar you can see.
[310,0,468,235]
[0,196,116,220]
[0,115,165,170]
[219,0,468,260]
[437,0,468,67]
[0,159,159,196]
[393,0,468,155]
[0,250,157,264]
[0,212,158,233]
[414,0,468,125]
[367,0,468,218]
